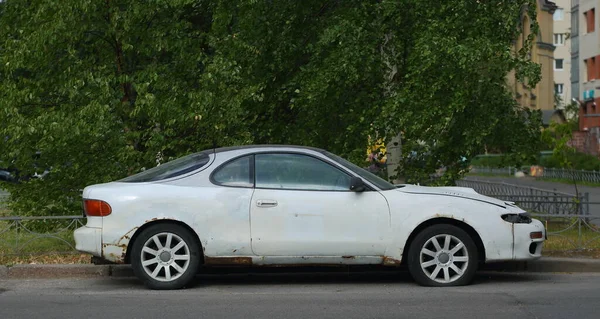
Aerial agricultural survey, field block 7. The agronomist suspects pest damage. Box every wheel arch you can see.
[401,217,486,264]
[124,219,204,264]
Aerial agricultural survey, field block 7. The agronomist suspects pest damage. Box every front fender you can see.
[381,190,515,262]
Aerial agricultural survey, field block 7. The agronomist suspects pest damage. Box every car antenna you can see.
[206,136,218,167]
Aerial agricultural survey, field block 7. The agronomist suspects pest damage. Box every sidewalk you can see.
[2,258,600,279]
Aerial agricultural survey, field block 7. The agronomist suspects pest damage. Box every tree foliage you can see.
[0,0,542,216]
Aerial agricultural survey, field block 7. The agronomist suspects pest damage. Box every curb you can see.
[526,257,600,272]
[1,258,600,279]
[479,257,600,273]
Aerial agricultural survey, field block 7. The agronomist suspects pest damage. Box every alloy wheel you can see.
[140,232,191,282]
[419,234,469,284]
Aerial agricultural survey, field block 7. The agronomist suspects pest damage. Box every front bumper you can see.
[74,226,102,257]
[513,218,545,260]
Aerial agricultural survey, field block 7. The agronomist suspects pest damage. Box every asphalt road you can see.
[1,271,599,319]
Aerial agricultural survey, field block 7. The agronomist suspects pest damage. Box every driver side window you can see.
[255,153,351,191]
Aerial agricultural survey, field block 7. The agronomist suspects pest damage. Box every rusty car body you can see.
[74,145,545,289]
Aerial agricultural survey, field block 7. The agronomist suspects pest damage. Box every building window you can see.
[554,33,566,46]
[584,59,589,82]
[585,9,596,33]
[587,58,597,81]
[554,8,564,21]
[554,59,564,70]
[554,83,564,96]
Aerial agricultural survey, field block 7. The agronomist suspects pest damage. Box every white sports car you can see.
[74,145,545,289]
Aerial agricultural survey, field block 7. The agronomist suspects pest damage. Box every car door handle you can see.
[256,200,278,208]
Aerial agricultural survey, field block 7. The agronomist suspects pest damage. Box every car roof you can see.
[207,144,327,154]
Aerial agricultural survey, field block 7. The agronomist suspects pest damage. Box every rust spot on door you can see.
[204,257,253,266]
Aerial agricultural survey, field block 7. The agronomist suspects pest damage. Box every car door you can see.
[250,152,390,257]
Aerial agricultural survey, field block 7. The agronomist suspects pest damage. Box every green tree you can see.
[0,0,542,217]
[375,0,543,184]
[0,0,255,217]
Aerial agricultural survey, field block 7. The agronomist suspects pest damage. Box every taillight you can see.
[84,199,112,216]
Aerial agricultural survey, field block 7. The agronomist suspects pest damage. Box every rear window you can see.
[120,152,210,182]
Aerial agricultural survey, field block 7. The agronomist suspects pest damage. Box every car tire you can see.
[131,223,201,290]
[407,224,478,287]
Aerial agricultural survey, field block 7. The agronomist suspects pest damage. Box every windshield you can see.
[120,152,211,183]
[323,151,396,190]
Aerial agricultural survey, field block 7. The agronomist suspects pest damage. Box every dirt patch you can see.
[544,249,600,259]
[0,253,91,265]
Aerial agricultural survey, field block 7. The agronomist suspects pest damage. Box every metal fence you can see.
[457,178,588,215]
[0,192,8,211]
[457,179,600,250]
[0,181,599,258]
[470,166,600,184]
[532,214,600,250]
[539,168,600,184]
[0,216,85,256]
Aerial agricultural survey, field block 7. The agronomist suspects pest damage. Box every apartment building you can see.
[572,1,599,129]
[554,1,572,108]
[570,0,600,155]
[513,0,558,113]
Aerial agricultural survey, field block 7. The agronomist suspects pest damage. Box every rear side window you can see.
[211,155,253,188]
[120,153,210,183]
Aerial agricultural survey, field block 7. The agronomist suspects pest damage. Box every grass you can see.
[0,216,91,265]
[539,218,600,258]
[0,253,90,266]
[536,177,600,187]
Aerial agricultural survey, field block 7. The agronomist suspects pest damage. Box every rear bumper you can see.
[74,226,102,257]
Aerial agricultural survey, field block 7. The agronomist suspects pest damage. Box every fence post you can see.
[584,192,590,216]
[15,220,20,255]
[530,187,536,212]
[578,218,583,249]
[553,188,557,215]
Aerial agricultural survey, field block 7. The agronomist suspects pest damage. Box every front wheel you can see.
[407,224,478,287]
[131,223,201,290]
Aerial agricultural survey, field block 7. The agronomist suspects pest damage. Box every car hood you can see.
[395,184,507,208]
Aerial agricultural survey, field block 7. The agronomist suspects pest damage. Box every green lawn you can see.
[538,218,600,252]
[0,219,90,265]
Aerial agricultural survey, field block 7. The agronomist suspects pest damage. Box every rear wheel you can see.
[131,223,201,290]
[407,224,478,287]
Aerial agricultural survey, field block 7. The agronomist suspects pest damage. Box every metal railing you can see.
[532,214,600,250]
[470,166,600,184]
[457,179,588,215]
[457,179,600,250]
[0,192,8,211]
[0,181,599,257]
[0,215,85,256]
[539,167,600,184]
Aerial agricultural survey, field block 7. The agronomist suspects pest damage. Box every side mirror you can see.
[350,177,366,192]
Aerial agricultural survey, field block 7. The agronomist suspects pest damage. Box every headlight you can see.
[501,213,532,224]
